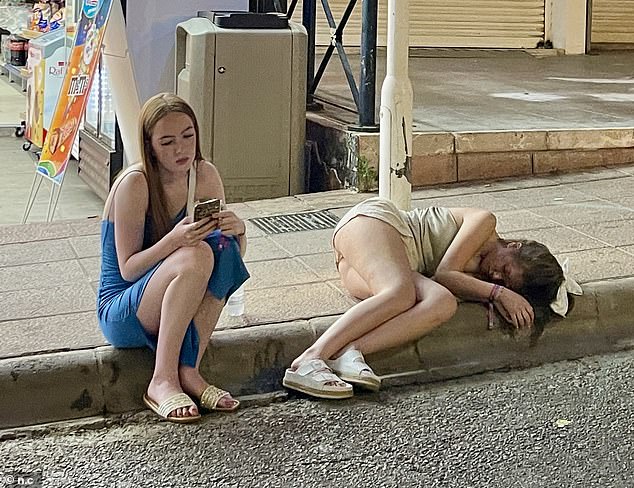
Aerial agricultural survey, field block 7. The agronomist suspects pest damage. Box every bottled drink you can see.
[226,285,245,317]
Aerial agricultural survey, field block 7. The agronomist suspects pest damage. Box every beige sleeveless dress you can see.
[333,197,460,277]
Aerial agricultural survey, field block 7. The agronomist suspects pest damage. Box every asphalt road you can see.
[1,350,633,488]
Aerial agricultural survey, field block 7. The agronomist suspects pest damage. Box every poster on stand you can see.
[37,0,114,184]
[25,30,66,149]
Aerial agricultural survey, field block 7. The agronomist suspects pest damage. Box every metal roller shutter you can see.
[592,0,634,44]
[292,0,545,49]
[290,1,369,46]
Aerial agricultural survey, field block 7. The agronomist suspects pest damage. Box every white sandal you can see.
[326,349,381,391]
[283,359,353,399]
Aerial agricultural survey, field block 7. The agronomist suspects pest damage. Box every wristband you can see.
[489,284,502,302]
[487,284,503,329]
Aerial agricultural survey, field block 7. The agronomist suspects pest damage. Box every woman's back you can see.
[404,205,459,276]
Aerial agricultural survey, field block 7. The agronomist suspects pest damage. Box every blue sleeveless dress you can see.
[97,208,250,367]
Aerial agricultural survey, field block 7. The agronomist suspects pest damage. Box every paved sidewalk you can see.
[318,49,634,132]
[1,49,634,429]
[1,164,634,429]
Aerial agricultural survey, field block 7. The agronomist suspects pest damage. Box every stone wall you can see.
[306,115,634,191]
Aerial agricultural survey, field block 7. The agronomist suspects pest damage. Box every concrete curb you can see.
[1,278,632,429]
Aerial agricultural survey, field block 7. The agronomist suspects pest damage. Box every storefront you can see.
[591,0,634,46]
[296,0,547,49]
[295,0,634,51]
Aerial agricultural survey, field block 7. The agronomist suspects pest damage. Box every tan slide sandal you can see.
[143,392,201,423]
[199,384,240,412]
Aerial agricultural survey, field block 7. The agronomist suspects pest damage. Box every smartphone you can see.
[193,198,221,222]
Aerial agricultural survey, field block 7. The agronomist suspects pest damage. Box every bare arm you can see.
[113,170,218,281]
[198,161,247,256]
[433,208,498,302]
[433,207,534,328]
[113,172,179,282]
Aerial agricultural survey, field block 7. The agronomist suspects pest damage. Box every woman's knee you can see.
[169,242,214,280]
[381,277,417,313]
[415,276,457,324]
[431,287,458,324]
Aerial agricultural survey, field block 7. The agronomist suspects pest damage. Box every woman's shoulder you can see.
[196,160,224,196]
[113,163,145,182]
[103,165,148,220]
[117,165,148,191]
[197,160,221,179]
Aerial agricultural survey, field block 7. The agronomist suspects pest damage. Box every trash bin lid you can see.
[198,11,288,29]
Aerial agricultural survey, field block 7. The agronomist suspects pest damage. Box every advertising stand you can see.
[24,28,66,150]
[23,0,114,223]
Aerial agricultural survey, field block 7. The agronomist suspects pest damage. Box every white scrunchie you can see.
[550,257,583,317]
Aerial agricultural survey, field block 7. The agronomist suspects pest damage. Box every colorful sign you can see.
[37,0,113,184]
[25,45,44,147]
[25,30,67,148]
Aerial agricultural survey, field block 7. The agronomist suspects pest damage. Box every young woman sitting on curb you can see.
[97,93,249,422]
[283,196,580,399]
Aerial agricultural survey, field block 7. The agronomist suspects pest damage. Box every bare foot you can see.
[179,366,239,410]
[146,376,199,419]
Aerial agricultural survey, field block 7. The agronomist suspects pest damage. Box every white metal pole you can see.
[378,0,413,210]
[102,0,142,166]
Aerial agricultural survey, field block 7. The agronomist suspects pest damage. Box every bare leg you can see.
[291,216,417,369]
[292,217,457,371]
[178,292,239,409]
[137,242,213,419]
[344,271,457,355]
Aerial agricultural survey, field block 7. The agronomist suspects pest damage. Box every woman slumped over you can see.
[98,93,249,422]
[284,197,579,399]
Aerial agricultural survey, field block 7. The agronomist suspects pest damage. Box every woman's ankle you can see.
[149,371,180,388]
[178,366,208,397]
[291,350,325,370]
[146,374,183,401]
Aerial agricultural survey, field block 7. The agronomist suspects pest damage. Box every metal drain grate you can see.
[249,210,340,234]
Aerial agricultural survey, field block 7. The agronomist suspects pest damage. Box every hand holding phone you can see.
[193,198,221,222]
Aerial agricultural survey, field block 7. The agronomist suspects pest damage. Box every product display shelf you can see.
[20,29,43,40]
[0,59,27,90]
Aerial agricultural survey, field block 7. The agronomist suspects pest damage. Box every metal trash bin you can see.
[176,12,307,202]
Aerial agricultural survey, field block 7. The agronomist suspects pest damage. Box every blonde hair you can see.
[139,93,203,244]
